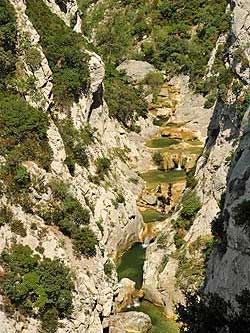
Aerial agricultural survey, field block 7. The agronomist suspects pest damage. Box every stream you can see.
[116,85,203,332]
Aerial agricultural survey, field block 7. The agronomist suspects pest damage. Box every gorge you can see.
[0,0,249,332]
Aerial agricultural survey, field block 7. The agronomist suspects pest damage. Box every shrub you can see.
[72,227,97,256]
[236,93,250,120]
[172,217,193,232]
[95,156,111,177]
[62,195,90,226]
[181,191,201,219]
[186,169,198,189]
[0,94,52,169]
[157,233,168,249]
[143,71,164,99]
[116,193,125,204]
[0,244,74,332]
[13,166,30,188]
[104,259,113,277]
[105,66,148,129]
[10,220,27,237]
[0,206,13,227]
[174,232,185,249]
[49,179,68,200]
[153,152,163,167]
[25,47,42,71]
[159,254,169,273]
[204,90,217,108]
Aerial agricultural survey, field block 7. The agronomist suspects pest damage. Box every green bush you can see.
[143,71,164,99]
[186,169,198,189]
[13,166,30,188]
[181,191,201,219]
[236,93,250,120]
[0,206,13,227]
[49,179,68,200]
[116,193,125,204]
[0,244,74,332]
[105,67,148,129]
[172,217,193,232]
[62,195,90,226]
[157,233,168,249]
[72,227,97,257]
[25,47,42,71]
[0,94,52,169]
[174,232,185,249]
[10,220,27,237]
[26,0,90,107]
[104,259,113,277]
[153,152,163,167]
[95,156,111,177]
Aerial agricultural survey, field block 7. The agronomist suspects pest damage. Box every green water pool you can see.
[141,208,168,223]
[128,300,179,333]
[141,169,186,186]
[117,243,146,289]
[146,137,180,148]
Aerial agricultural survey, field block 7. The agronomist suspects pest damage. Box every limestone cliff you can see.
[0,0,154,332]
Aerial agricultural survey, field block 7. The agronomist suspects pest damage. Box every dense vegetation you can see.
[40,180,97,257]
[83,0,230,86]
[177,290,250,333]
[105,66,148,129]
[0,244,74,333]
[26,0,90,107]
[0,0,52,208]
[0,0,17,89]
[0,94,51,169]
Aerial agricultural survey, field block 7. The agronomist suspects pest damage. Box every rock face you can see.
[204,108,250,303]
[114,278,138,312]
[195,0,250,311]
[229,0,250,83]
[107,312,152,333]
[0,1,156,332]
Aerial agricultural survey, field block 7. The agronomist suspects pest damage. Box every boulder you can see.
[117,60,156,83]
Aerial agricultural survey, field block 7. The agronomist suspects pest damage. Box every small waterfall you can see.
[133,297,140,307]
[127,297,140,309]
[176,161,182,170]
[142,237,150,248]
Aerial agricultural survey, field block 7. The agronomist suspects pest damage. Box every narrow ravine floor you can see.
[116,83,204,332]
